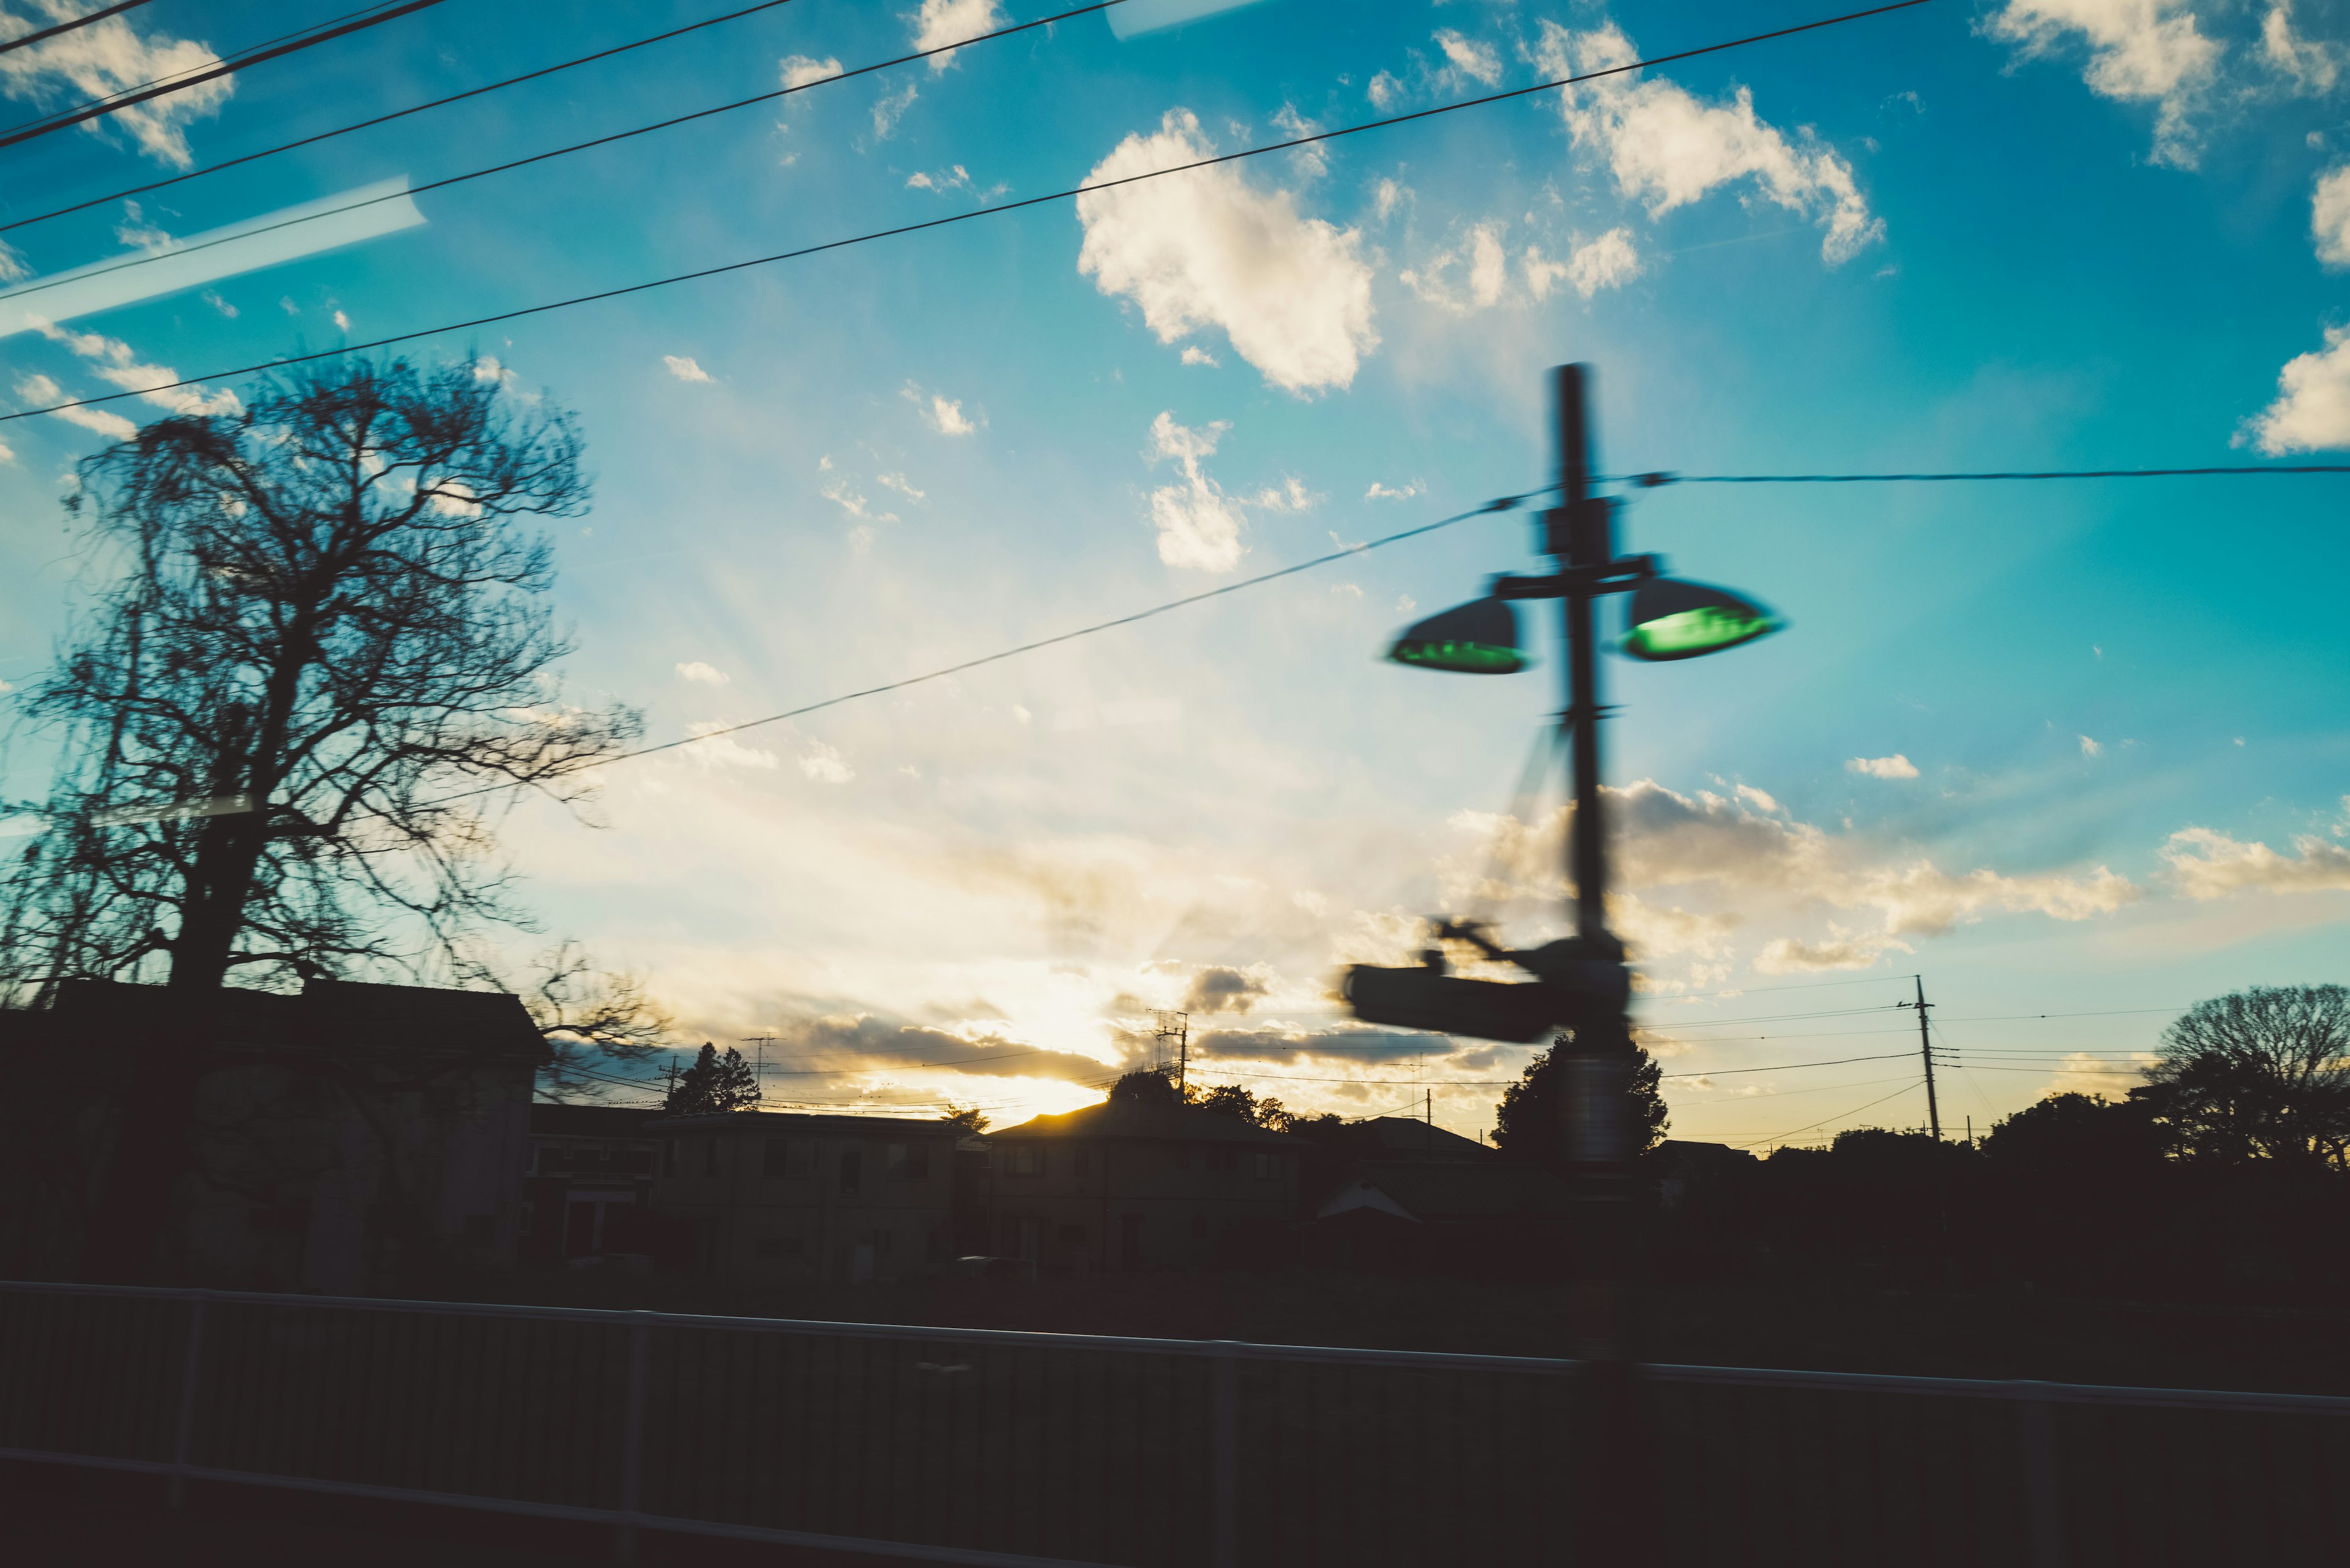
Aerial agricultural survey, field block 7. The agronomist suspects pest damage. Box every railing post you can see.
[614,1315,652,1563]
[1211,1345,1239,1568]
[2017,1386,2065,1568]
[167,1291,207,1510]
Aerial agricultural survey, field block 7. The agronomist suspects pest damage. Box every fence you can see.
[2,1280,2347,1567]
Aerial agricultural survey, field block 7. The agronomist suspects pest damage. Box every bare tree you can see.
[526,940,673,1100]
[2146,984,2350,1170]
[0,356,643,1279]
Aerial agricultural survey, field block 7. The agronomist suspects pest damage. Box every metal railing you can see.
[2,1279,2347,1566]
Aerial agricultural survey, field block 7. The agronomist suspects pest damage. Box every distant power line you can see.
[0,0,156,58]
[1619,466,2350,485]
[0,0,1934,425]
[0,0,451,154]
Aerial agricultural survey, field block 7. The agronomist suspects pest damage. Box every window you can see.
[764,1139,810,1178]
[755,1236,805,1261]
[1009,1145,1040,1178]
[1074,1148,1092,1178]
[704,1138,722,1176]
[662,1140,677,1176]
[1253,1151,1277,1180]
[886,1142,928,1181]
[1207,1146,1236,1173]
[839,1150,862,1195]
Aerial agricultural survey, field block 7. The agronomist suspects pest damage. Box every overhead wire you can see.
[0,0,1939,426]
[1731,1078,1922,1149]
[0,0,155,59]
[0,0,806,236]
[1617,466,2350,485]
[0,0,1133,304]
[0,0,450,153]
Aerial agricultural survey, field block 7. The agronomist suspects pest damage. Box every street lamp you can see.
[1619,577,1781,662]
[1384,595,1527,673]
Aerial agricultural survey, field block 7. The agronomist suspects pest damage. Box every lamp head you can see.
[1385,596,1527,674]
[1621,578,1782,662]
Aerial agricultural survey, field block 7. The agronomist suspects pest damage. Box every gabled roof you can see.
[994,1099,1302,1146]
[647,1110,958,1136]
[1361,1116,1494,1160]
[1317,1160,1572,1223]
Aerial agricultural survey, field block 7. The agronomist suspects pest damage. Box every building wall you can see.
[650,1124,956,1284]
[988,1137,1297,1272]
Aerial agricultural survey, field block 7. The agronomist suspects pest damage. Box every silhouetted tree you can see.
[1491,1037,1668,1171]
[2141,985,2350,1170]
[1198,1083,1286,1127]
[0,357,642,1280]
[1107,1067,1192,1107]
[942,1104,990,1135]
[666,1043,759,1115]
[526,941,672,1100]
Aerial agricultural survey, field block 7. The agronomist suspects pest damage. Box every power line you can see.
[1619,466,2350,485]
[1638,1003,1901,1028]
[1668,1070,1923,1107]
[0,0,1934,426]
[0,0,450,154]
[1636,974,1916,1003]
[0,1,156,59]
[0,0,804,236]
[1731,1078,1922,1149]
[0,0,1130,303]
[1662,1051,1915,1078]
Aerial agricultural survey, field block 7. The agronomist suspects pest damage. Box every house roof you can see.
[993,1099,1302,1146]
[531,1103,665,1138]
[646,1110,958,1136]
[1317,1160,1572,1223]
[9,977,545,1064]
[1360,1116,1494,1160]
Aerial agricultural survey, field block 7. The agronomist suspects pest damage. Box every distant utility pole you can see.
[1152,1011,1189,1092]
[743,1034,775,1108]
[1913,976,1941,1140]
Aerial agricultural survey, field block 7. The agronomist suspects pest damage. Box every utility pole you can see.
[1914,976,1941,1140]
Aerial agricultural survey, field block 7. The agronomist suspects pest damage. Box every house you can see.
[645,1111,960,1284]
[1359,1115,1495,1161]
[0,977,541,1293]
[1310,1160,1573,1277]
[522,1103,662,1261]
[985,1101,1302,1273]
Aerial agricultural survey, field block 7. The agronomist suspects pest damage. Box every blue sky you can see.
[1,0,2345,1144]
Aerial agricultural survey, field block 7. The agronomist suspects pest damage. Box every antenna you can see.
[1152,1010,1189,1092]
[742,1033,776,1108]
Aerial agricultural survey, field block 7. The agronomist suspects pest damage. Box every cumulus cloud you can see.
[676,661,730,685]
[1077,110,1378,393]
[1755,932,1913,973]
[1534,20,1882,264]
[1847,754,1920,779]
[2162,809,2350,897]
[1981,0,2222,167]
[31,319,239,418]
[684,722,780,769]
[1432,29,1503,88]
[0,6,233,168]
[871,79,919,138]
[1401,221,1510,312]
[1563,228,1641,298]
[1180,346,1220,367]
[1365,479,1423,500]
[878,471,926,501]
[799,741,855,784]
[2264,2,2343,94]
[1144,411,1248,572]
[1181,963,1274,1015]
[663,355,713,383]
[912,0,1004,70]
[905,383,981,434]
[2242,327,2350,453]
[780,53,844,90]
[2314,165,2350,269]
[747,1007,1108,1081]
[15,371,136,439]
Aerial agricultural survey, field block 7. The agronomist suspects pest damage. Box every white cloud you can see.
[28,321,239,419]
[1846,754,1920,779]
[676,661,731,685]
[474,356,517,386]
[15,372,134,438]
[1432,29,1503,87]
[1534,20,1882,264]
[2261,2,2341,96]
[684,722,780,769]
[821,479,897,523]
[663,354,713,383]
[2242,326,2350,453]
[912,0,1004,70]
[1269,104,1327,179]
[2078,734,2103,757]
[1365,479,1423,501]
[1146,411,1247,572]
[1180,346,1219,367]
[1401,220,1510,312]
[0,435,14,465]
[1077,110,1378,394]
[0,7,233,168]
[799,741,856,783]
[2163,810,2350,897]
[333,309,350,332]
[1981,0,2221,168]
[878,471,926,501]
[1564,227,1641,297]
[2045,1050,2158,1097]
[200,289,236,318]
[1371,177,1409,222]
[113,200,170,252]
[904,384,981,435]
[780,53,844,90]
[1754,932,1912,973]
[872,80,919,138]
[2313,165,2350,269]
[1367,70,1403,111]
